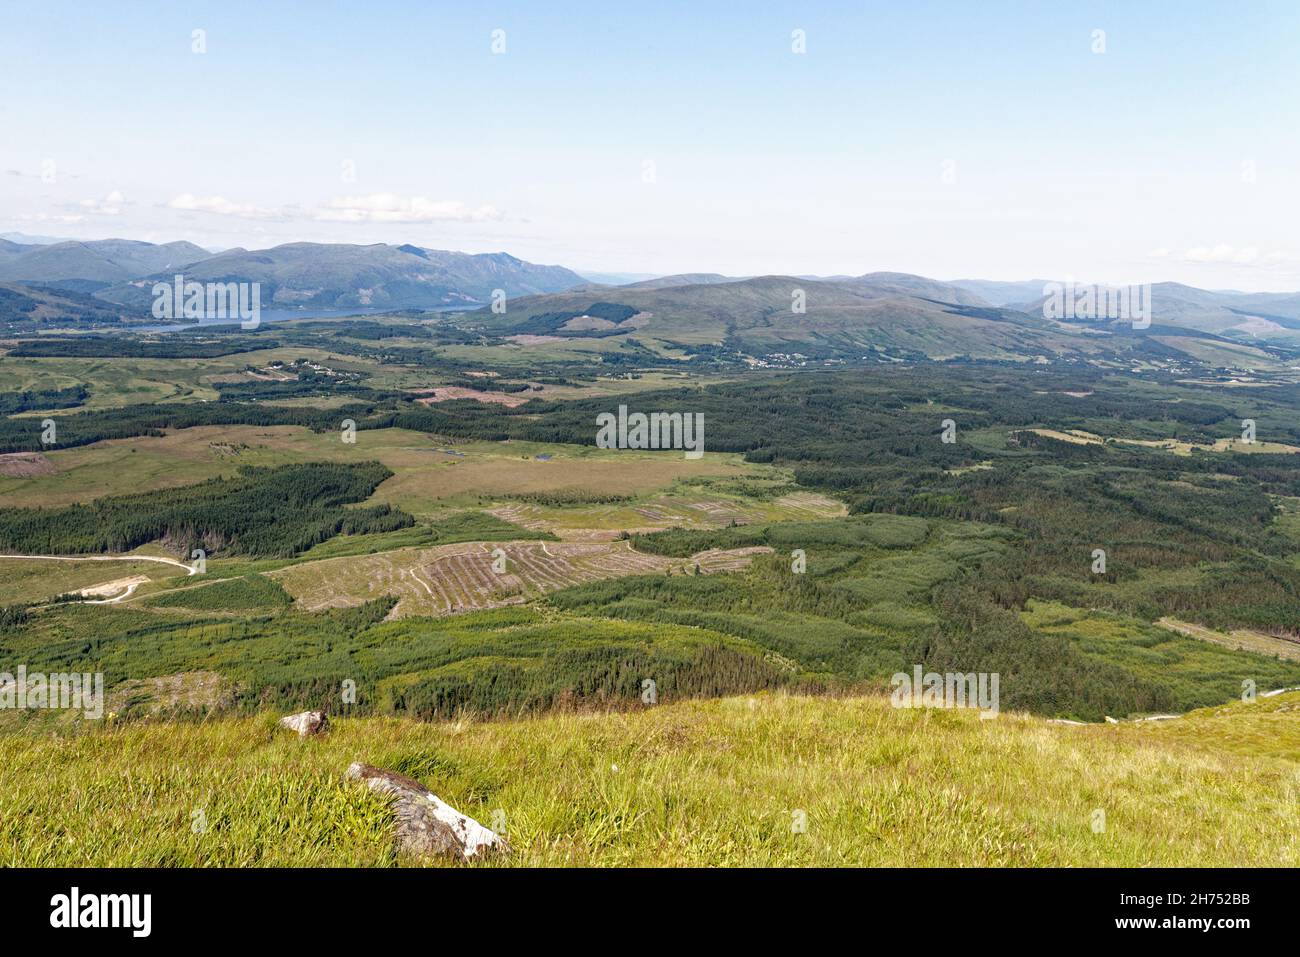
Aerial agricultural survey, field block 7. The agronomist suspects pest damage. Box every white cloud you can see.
[78,190,127,215]
[168,193,284,220]
[16,212,86,224]
[312,194,503,224]
[1184,243,1252,264]
[164,192,501,225]
[1181,244,1294,267]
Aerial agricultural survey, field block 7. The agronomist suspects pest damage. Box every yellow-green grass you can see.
[1154,336,1288,371]
[1024,428,1106,446]
[3,691,1297,867]
[370,442,762,516]
[1176,377,1286,388]
[0,425,362,507]
[269,539,770,617]
[0,347,389,411]
[1131,437,1300,455]
[517,371,740,401]
[0,426,761,513]
[1156,617,1300,663]
[434,338,641,368]
[0,556,188,604]
[1023,427,1300,455]
[487,491,845,538]
[435,330,741,366]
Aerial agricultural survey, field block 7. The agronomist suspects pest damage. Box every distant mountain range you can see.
[575,270,662,286]
[947,279,1057,306]
[462,272,1300,366]
[0,239,211,287]
[0,238,586,317]
[460,274,1108,362]
[0,232,71,246]
[1014,281,1300,340]
[2,236,1298,364]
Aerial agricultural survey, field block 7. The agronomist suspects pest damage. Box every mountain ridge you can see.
[2,236,1298,356]
[0,238,587,313]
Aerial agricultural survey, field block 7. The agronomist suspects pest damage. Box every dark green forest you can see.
[0,462,409,557]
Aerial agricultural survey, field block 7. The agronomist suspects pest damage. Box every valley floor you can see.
[4,690,1297,867]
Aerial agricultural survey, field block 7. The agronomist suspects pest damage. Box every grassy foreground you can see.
[3,691,1298,867]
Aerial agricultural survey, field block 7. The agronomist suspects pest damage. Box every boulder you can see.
[280,710,330,737]
[345,762,507,861]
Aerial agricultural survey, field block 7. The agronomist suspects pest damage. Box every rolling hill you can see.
[618,272,741,290]
[458,274,1131,361]
[456,266,1300,364]
[1013,281,1300,344]
[616,271,988,305]
[948,278,1056,305]
[834,271,990,306]
[0,239,212,287]
[0,282,140,330]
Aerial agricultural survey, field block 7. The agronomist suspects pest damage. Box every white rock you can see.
[280,710,330,737]
[345,762,507,861]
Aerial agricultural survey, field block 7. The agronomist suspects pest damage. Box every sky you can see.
[2,0,1298,290]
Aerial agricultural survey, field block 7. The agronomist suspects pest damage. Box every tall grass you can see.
[3,691,1297,867]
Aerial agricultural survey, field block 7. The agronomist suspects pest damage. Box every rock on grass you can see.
[280,711,330,737]
[345,762,507,861]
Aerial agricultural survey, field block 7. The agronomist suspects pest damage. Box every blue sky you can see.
[2,1,1298,289]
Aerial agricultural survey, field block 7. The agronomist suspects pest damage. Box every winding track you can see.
[0,553,199,603]
[0,554,199,575]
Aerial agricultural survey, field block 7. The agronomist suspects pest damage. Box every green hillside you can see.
[4,691,1296,866]
[455,275,1257,363]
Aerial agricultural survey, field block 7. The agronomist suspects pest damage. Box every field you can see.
[0,425,765,513]
[1152,336,1289,371]
[488,490,844,539]
[1025,427,1300,455]
[0,346,386,411]
[3,690,1297,867]
[1156,616,1300,662]
[368,442,766,516]
[0,555,190,604]
[270,539,773,617]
